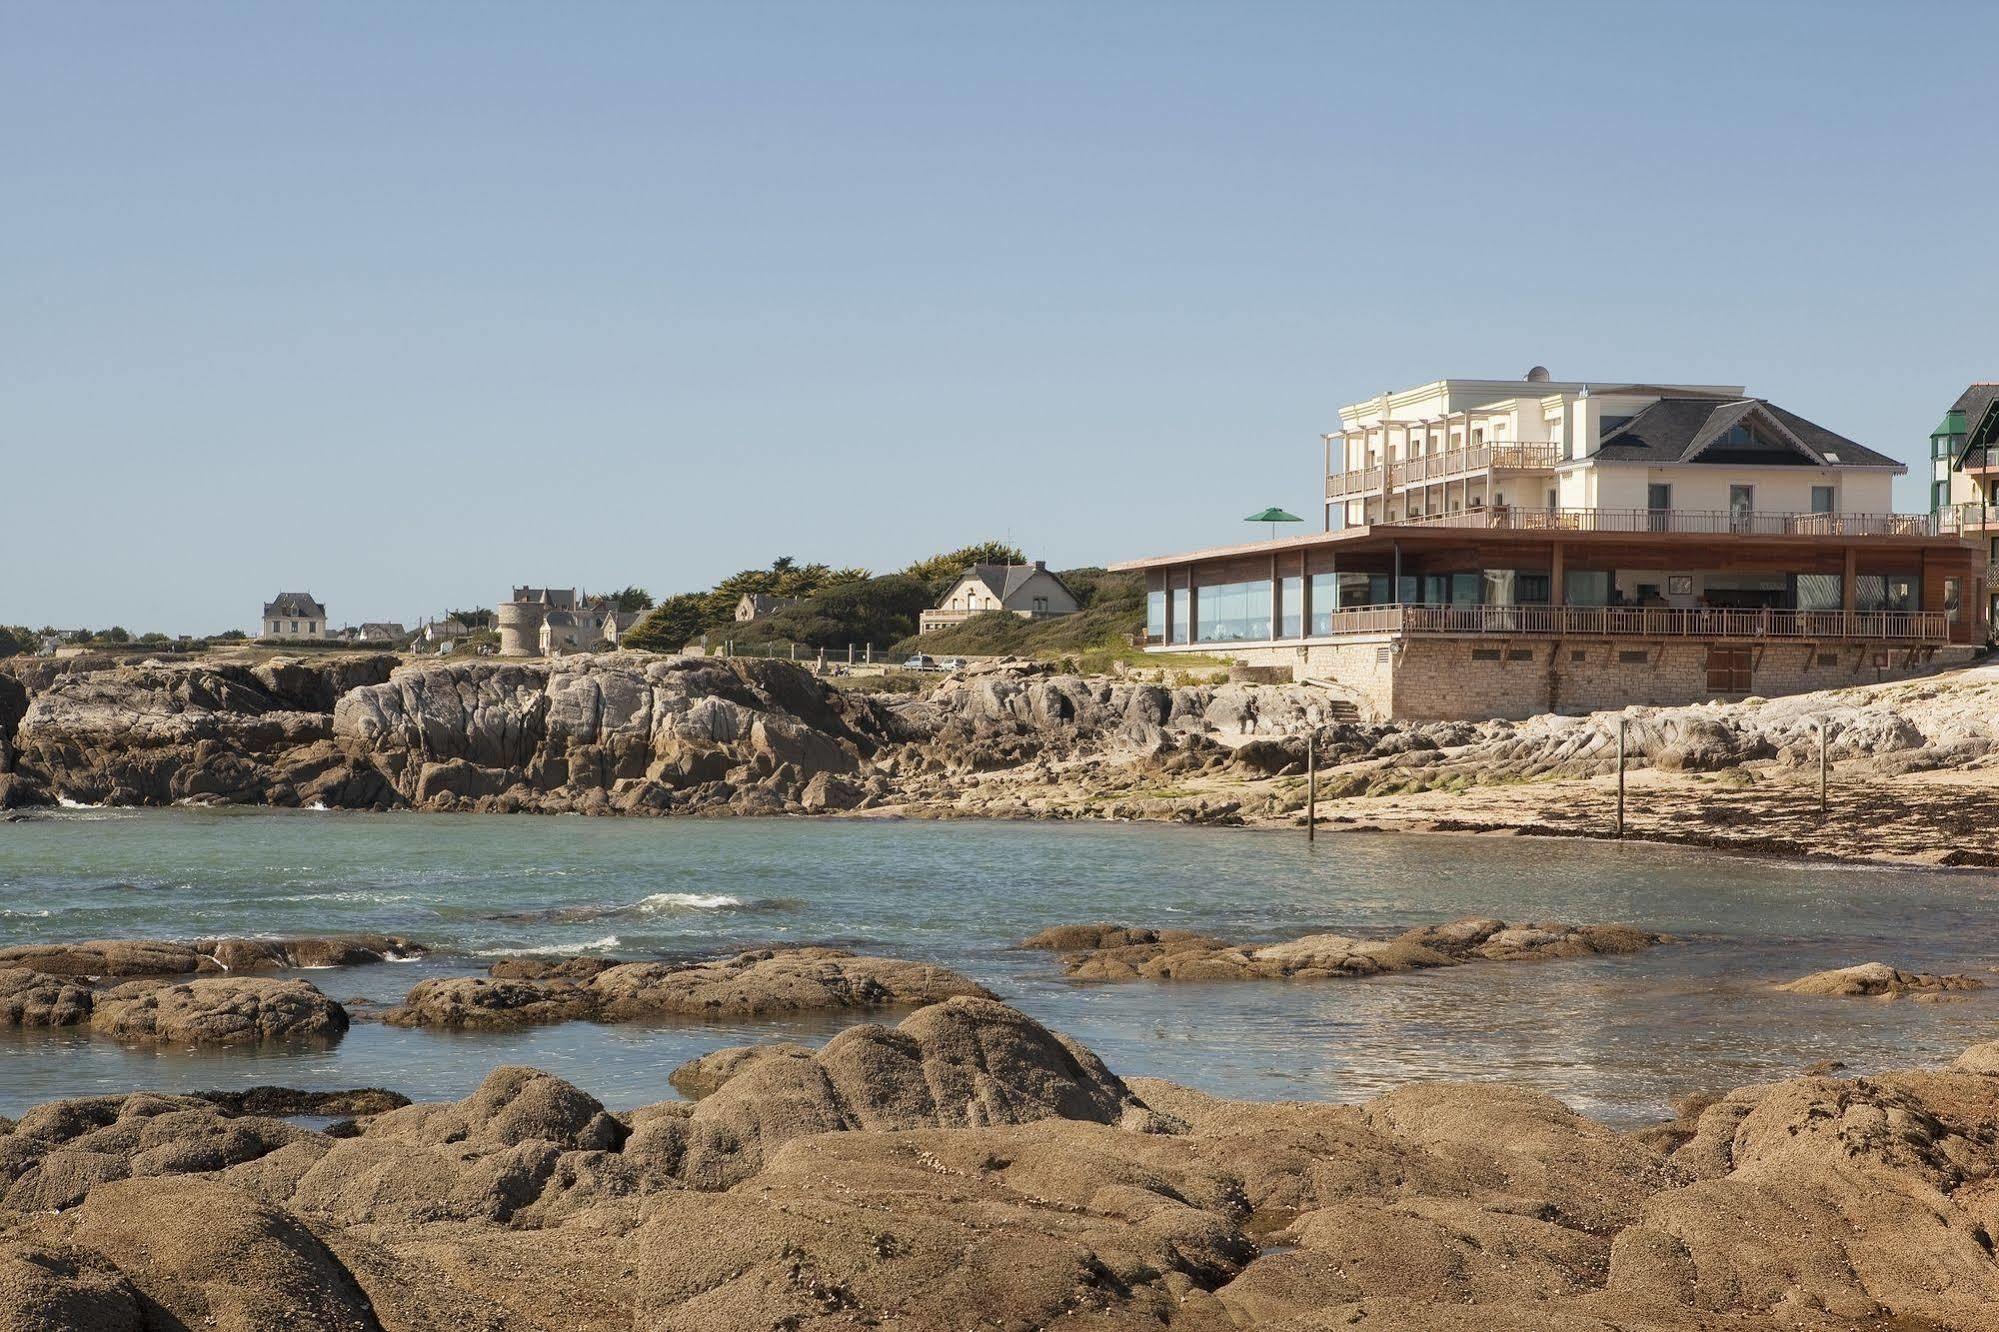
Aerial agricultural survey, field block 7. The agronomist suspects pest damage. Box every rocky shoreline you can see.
[6,650,1999,867]
[6,989,1999,1329]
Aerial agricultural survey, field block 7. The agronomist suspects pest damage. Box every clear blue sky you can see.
[6,1,1996,633]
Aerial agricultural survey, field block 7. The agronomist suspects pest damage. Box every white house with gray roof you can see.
[920,561,1080,634]
[1323,369,1904,529]
[260,592,328,641]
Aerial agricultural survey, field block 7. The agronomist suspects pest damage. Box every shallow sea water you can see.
[3,807,1996,1125]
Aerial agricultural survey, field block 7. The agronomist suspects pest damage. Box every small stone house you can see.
[261,593,328,641]
[537,596,621,655]
[357,622,407,644]
[919,561,1080,634]
[603,610,644,645]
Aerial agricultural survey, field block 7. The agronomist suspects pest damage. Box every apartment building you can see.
[1117,371,1984,721]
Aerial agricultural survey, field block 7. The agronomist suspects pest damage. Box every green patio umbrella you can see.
[1246,506,1303,539]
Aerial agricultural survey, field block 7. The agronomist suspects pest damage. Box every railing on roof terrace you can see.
[1325,442,1559,499]
[1379,506,1945,538]
[1302,604,1949,642]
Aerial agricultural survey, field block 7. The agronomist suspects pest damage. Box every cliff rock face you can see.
[14,652,1998,825]
[6,654,890,815]
[330,655,885,813]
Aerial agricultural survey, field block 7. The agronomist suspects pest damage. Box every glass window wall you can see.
[1146,588,1167,644]
[1195,578,1273,643]
[1170,587,1190,644]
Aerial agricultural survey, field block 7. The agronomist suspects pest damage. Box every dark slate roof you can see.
[1592,398,1900,469]
[263,592,326,618]
[964,563,1076,604]
[1952,384,1999,450]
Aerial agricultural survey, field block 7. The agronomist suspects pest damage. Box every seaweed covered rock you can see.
[88,978,348,1045]
[1776,961,1985,1000]
[380,976,597,1030]
[1028,916,1664,983]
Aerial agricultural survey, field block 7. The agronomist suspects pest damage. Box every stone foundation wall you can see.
[1191,638,1976,722]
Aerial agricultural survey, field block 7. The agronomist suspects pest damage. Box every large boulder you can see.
[0,1240,144,1332]
[0,967,95,1027]
[59,1176,384,1332]
[89,978,348,1045]
[589,947,994,1020]
[0,1092,312,1212]
[380,976,598,1030]
[195,934,429,972]
[661,996,1176,1188]
[1775,961,1984,1000]
[0,939,204,977]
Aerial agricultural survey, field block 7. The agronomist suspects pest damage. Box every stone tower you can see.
[497,587,576,657]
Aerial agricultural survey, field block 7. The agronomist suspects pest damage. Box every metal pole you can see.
[1306,730,1317,842]
[1817,716,1828,817]
[1616,716,1627,838]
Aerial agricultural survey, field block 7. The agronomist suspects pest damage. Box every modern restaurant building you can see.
[1114,372,1987,721]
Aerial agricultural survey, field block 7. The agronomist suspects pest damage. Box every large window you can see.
[1170,586,1190,644]
[1309,571,1337,633]
[1810,486,1835,515]
[1792,574,1843,611]
[1147,588,1167,644]
[1279,575,1303,638]
[1562,570,1610,605]
[1853,575,1918,613]
[1195,578,1272,643]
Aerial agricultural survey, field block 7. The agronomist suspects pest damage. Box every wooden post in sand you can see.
[1817,716,1828,817]
[1615,716,1627,838]
[1306,730,1318,843]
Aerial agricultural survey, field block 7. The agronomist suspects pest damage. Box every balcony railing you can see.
[1327,442,1559,499]
[1380,506,1945,538]
[1941,502,1999,534]
[1298,604,1950,642]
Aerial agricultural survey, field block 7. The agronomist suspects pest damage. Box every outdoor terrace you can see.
[1325,442,1560,499]
[1301,604,1949,643]
[1386,506,1945,538]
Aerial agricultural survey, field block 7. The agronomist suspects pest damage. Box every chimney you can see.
[1032,560,1046,572]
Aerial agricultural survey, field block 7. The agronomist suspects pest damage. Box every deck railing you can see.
[1326,442,1559,498]
[1285,604,1949,642]
[1377,506,1944,538]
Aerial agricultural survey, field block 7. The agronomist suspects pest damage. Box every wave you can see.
[633,892,745,913]
[474,935,621,958]
[55,795,98,810]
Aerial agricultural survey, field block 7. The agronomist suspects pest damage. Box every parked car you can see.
[902,654,938,671]
[938,657,968,671]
